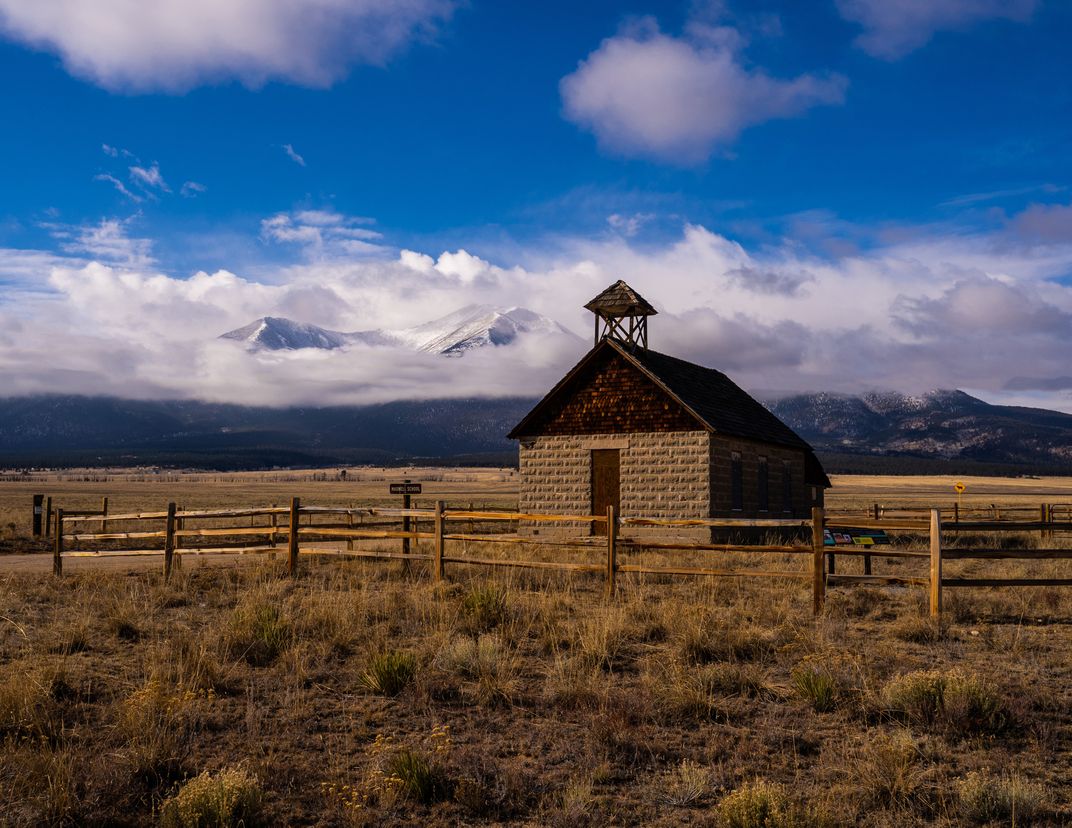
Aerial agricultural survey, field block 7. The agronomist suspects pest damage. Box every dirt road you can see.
[0,552,271,575]
[0,543,351,575]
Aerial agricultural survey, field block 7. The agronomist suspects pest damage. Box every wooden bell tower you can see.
[584,280,657,350]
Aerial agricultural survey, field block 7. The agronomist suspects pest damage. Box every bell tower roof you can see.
[585,280,656,350]
[584,280,657,318]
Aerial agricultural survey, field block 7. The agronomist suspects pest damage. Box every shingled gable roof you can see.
[508,338,831,487]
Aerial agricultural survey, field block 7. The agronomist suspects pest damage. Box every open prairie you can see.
[5,468,1072,537]
[1,471,1070,825]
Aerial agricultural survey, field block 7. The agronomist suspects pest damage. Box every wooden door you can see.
[591,449,620,535]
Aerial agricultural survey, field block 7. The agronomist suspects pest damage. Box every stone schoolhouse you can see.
[508,281,830,536]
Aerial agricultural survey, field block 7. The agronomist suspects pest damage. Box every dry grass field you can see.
[1,470,1070,826]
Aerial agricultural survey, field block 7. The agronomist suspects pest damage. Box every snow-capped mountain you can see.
[220,305,576,355]
[219,317,353,350]
[392,305,573,355]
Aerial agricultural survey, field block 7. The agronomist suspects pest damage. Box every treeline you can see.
[0,447,517,472]
[818,452,1068,477]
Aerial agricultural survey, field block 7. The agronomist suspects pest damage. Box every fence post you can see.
[811,507,825,615]
[100,497,108,533]
[269,504,278,549]
[163,502,177,581]
[605,505,617,599]
[346,506,354,552]
[288,497,300,577]
[53,509,64,577]
[929,508,942,618]
[433,500,445,582]
[32,494,43,537]
[44,497,52,538]
[953,501,959,526]
[175,505,184,570]
[864,503,875,576]
[402,486,412,559]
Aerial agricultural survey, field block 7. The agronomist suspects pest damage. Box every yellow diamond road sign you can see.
[954,481,965,493]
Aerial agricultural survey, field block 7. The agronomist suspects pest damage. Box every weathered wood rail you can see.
[44,498,1072,617]
[50,499,830,613]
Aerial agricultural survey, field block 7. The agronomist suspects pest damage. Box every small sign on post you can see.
[32,494,43,537]
[390,481,422,562]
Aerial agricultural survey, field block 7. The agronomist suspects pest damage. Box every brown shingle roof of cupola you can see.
[584,280,658,317]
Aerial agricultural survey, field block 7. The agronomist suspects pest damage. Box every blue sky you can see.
[1,0,1072,409]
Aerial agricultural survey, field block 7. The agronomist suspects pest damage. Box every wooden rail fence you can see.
[44,498,1072,618]
[825,510,1072,616]
[51,499,831,613]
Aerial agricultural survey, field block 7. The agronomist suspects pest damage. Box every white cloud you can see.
[261,209,385,258]
[4,204,1072,410]
[129,162,169,193]
[607,212,655,237]
[44,218,155,269]
[180,181,207,198]
[101,143,118,157]
[283,144,306,167]
[433,249,493,284]
[836,0,1037,59]
[94,173,142,203]
[399,249,435,274]
[560,17,846,164]
[0,0,457,93]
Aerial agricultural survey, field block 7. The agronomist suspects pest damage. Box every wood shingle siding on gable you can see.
[514,349,700,436]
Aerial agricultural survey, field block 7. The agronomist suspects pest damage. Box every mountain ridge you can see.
[219,305,576,356]
[766,389,1072,467]
[1,387,1071,473]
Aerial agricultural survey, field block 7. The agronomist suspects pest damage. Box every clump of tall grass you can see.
[459,583,509,635]
[360,650,418,696]
[543,652,604,709]
[291,588,364,656]
[575,608,634,671]
[881,669,1007,735]
[791,664,839,713]
[790,651,863,713]
[0,664,65,743]
[387,748,451,804]
[677,620,773,665]
[543,776,594,828]
[436,635,517,706]
[118,677,191,783]
[717,780,829,828]
[222,601,291,667]
[646,661,725,722]
[891,613,948,644]
[956,770,1046,825]
[655,759,710,807]
[853,730,929,811]
[159,765,264,828]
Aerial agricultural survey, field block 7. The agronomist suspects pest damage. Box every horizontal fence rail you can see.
[47,497,830,613]
[39,494,1072,618]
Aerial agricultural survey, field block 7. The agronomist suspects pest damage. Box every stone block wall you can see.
[518,431,711,538]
